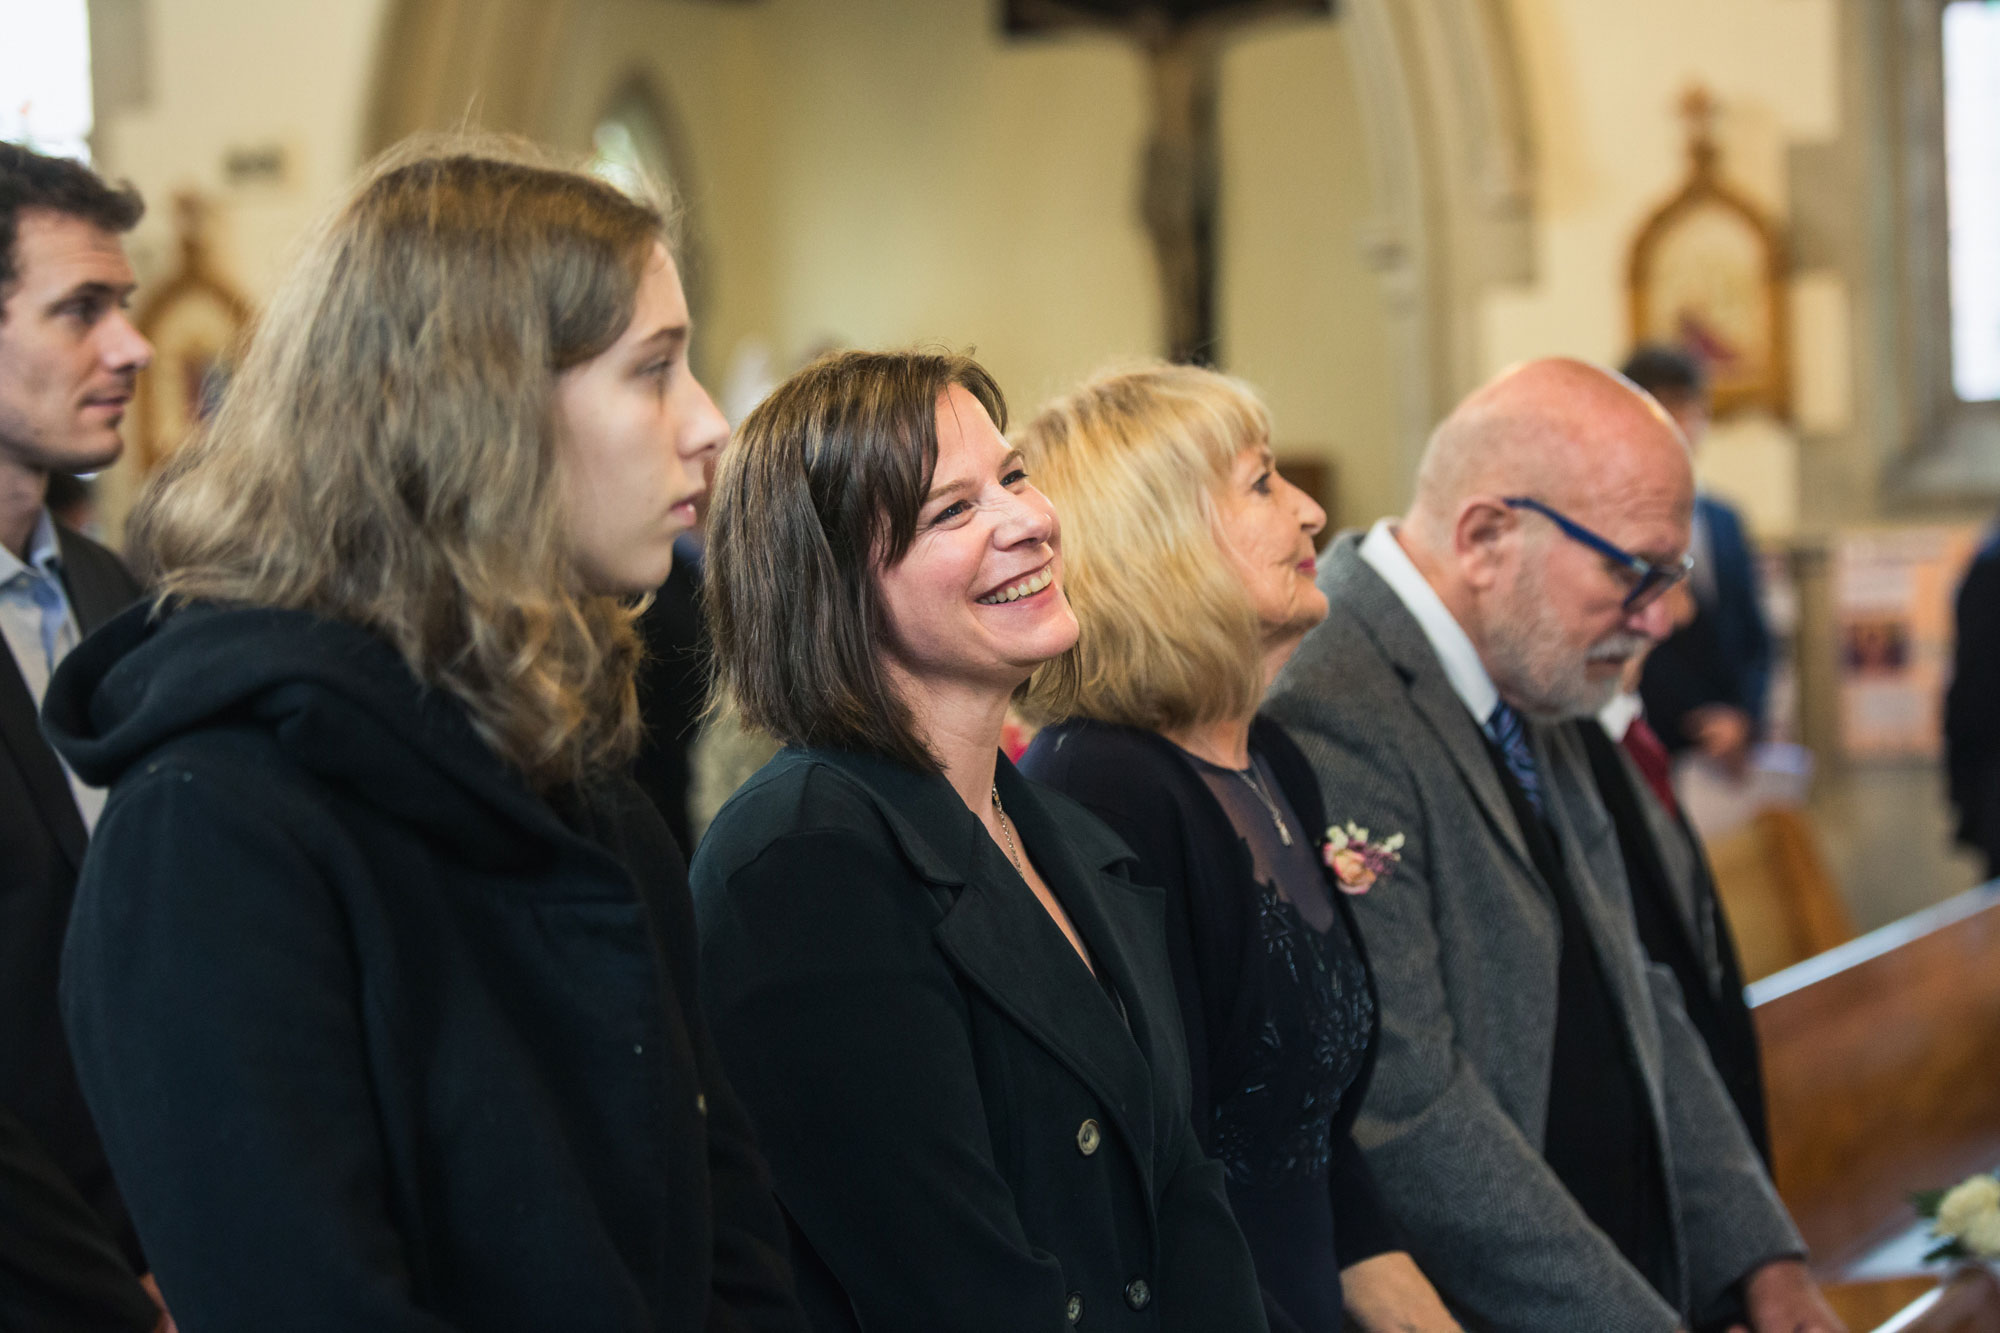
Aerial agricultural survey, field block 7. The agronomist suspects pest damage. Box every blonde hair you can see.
[1015,363,1267,732]
[130,135,673,789]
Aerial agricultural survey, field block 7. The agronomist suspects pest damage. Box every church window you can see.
[1943,0,2000,402]
[0,0,95,161]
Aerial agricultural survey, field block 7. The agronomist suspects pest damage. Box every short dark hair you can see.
[0,142,145,313]
[705,348,1008,775]
[1619,344,1707,403]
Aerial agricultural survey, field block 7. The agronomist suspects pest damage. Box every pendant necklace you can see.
[1236,763,1293,847]
[991,785,1025,874]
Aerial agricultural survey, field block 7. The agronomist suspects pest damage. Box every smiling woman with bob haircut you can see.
[693,348,1270,1332]
[1016,364,1462,1333]
[40,139,806,1331]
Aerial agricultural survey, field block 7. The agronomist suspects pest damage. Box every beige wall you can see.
[87,0,390,534]
[84,0,1873,541]
[89,0,1403,529]
[95,0,389,299]
[1220,19,1402,529]
[1485,0,1843,539]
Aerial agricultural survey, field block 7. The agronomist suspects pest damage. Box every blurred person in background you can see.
[0,139,162,1333]
[1016,363,1462,1333]
[1577,618,1770,1164]
[1622,346,1772,780]
[1945,525,2000,879]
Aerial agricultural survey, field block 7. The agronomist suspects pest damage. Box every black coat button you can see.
[1065,1291,1084,1323]
[1075,1118,1101,1155]
[1124,1277,1151,1310]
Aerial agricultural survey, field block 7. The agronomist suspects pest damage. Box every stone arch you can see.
[1340,0,1537,478]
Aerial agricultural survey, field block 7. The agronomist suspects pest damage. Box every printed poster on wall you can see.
[1835,526,1982,759]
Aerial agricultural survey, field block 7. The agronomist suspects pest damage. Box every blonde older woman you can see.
[1017,365,1460,1333]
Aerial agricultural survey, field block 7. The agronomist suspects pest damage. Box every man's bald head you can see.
[1395,357,1697,720]
[1409,358,1691,548]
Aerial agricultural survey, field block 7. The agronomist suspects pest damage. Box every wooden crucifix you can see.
[1005,0,1334,366]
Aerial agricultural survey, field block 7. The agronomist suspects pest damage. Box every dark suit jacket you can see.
[0,521,151,1330]
[1574,721,1770,1165]
[1640,495,1772,753]
[1946,530,2000,875]
[691,746,1270,1333]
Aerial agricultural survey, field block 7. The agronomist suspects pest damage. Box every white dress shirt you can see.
[1358,519,1500,728]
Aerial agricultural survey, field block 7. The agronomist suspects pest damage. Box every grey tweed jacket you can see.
[1264,534,1801,1333]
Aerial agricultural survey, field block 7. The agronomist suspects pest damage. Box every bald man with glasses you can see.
[1265,360,1837,1333]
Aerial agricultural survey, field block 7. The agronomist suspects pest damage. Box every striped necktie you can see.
[1484,700,1544,817]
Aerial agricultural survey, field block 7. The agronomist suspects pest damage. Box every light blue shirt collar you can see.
[0,508,64,586]
[1357,518,1500,727]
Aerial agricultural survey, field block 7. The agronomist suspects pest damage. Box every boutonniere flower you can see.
[1322,821,1404,895]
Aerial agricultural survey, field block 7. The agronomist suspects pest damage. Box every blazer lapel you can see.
[53,524,134,635]
[802,748,1164,1190]
[0,643,87,870]
[931,775,1161,1194]
[1327,539,1538,880]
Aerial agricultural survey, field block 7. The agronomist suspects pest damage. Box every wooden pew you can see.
[1710,806,1859,982]
[1876,1267,2000,1333]
[1749,883,2000,1328]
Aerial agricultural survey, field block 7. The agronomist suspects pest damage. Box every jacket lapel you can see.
[932,808,1161,1196]
[54,524,134,635]
[0,638,87,870]
[1326,538,1538,880]
[809,750,1164,1191]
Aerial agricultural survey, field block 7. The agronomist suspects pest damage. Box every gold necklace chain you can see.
[991,784,1024,875]
[1236,762,1294,847]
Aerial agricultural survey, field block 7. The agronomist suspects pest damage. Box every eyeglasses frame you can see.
[1501,496,1694,611]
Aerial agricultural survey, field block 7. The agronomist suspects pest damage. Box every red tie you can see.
[1621,715,1680,819]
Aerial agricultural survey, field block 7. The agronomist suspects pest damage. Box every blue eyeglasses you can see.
[1503,497,1694,611]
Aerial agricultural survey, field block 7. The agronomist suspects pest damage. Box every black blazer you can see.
[1574,722,1770,1165]
[691,747,1270,1333]
[45,603,805,1332]
[0,521,151,1331]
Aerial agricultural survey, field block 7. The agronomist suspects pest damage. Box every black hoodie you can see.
[43,602,804,1333]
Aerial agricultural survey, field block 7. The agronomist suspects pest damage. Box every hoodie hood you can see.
[44,602,569,869]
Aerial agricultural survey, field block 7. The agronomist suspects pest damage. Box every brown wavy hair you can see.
[704,348,1009,775]
[130,136,673,789]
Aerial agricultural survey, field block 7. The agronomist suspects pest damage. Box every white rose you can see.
[1936,1174,2000,1248]
[1963,1207,2000,1259]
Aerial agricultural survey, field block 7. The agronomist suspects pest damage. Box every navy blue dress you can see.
[1022,717,1395,1333]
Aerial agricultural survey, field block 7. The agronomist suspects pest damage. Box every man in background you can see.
[1580,633,1770,1164]
[0,140,160,1331]
[1945,527,2000,879]
[1622,346,1772,779]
